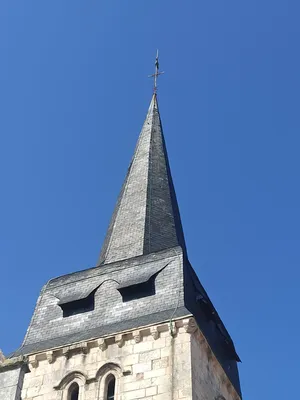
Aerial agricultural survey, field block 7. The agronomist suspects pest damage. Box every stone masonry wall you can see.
[18,317,240,400]
[191,330,241,400]
[0,363,28,400]
[21,319,192,400]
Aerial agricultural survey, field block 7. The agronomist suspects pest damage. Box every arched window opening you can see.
[68,382,79,400]
[106,375,115,400]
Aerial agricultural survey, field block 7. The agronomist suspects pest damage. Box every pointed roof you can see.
[98,94,186,265]
[12,85,241,398]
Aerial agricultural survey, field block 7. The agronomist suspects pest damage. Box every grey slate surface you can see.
[12,306,191,356]
[98,94,186,265]
[16,247,186,355]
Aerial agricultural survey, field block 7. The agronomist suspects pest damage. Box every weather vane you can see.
[148,50,164,94]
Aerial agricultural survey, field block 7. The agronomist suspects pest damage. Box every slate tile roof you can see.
[98,94,186,265]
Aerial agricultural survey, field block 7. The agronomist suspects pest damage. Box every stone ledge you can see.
[0,356,30,373]
[23,316,195,366]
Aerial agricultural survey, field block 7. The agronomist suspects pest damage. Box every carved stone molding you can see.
[20,316,195,364]
[62,347,69,359]
[169,321,177,337]
[183,317,197,334]
[115,334,124,348]
[62,342,88,359]
[81,342,88,354]
[150,326,159,340]
[133,330,141,343]
[28,355,38,369]
[98,338,107,351]
[46,351,55,364]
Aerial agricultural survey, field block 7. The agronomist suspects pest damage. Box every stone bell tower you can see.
[0,58,242,400]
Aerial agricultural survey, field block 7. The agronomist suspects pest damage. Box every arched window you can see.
[106,375,115,400]
[68,382,79,400]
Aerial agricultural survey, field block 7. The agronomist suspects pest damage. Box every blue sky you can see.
[0,1,299,398]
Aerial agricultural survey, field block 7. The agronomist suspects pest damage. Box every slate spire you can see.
[98,93,186,265]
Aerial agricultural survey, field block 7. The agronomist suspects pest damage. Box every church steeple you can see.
[0,54,242,400]
[98,93,186,265]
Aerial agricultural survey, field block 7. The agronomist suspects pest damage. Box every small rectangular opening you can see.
[60,294,95,317]
[119,279,155,302]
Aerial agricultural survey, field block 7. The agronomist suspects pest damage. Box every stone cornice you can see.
[22,316,194,366]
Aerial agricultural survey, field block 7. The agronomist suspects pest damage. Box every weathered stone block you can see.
[152,357,169,369]
[146,386,158,396]
[139,349,161,363]
[123,388,146,400]
[132,362,152,373]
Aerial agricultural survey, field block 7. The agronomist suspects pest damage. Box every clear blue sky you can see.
[0,1,299,398]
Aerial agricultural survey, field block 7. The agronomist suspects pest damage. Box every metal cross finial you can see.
[148,50,164,94]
